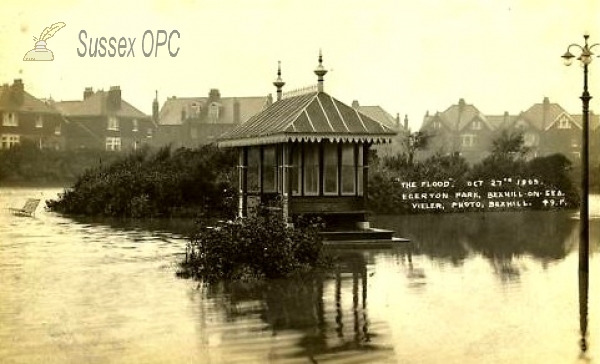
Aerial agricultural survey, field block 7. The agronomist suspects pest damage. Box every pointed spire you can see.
[314,49,328,92]
[273,61,285,101]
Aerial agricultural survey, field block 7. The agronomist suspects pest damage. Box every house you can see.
[351,100,408,157]
[510,97,577,159]
[153,89,270,148]
[420,98,498,164]
[420,97,585,163]
[0,79,66,150]
[53,86,154,151]
[218,54,397,232]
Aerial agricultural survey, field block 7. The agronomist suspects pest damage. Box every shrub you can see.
[46,145,237,218]
[178,215,328,283]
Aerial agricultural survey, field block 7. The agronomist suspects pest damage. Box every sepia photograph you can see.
[0,0,599,363]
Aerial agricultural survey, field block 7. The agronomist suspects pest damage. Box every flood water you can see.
[0,187,598,363]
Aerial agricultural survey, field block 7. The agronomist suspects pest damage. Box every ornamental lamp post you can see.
[562,34,599,356]
[562,34,599,275]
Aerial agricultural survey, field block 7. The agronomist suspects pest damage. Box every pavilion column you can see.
[281,144,290,224]
[357,143,370,229]
[238,148,248,218]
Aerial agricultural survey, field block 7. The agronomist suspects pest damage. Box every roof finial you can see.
[314,49,327,93]
[273,60,285,101]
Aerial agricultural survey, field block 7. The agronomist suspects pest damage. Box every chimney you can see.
[273,61,285,101]
[404,114,409,130]
[233,98,241,124]
[503,111,509,125]
[208,88,221,103]
[351,100,359,109]
[84,87,94,100]
[266,93,273,107]
[458,98,466,113]
[152,90,159,123]
[107,86,121,111]
[314,50,327,93]
[395,113,400,128]
[10,79,24,106]
[542,97,550,128]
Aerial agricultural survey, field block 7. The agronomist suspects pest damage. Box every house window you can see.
[35,115,44,128]
[290,145,301,196]
[323,143,338,195]
[209,102,220,122]
[432,120,442,129]
[471,120,482,130]
[523,133,537,147]
[54,124,61,135]
[1,134,19,149]
[341,144,356,195]
[304,144,319,195]
[558,116,571,129]
[2,112,18,127]
[107,116,119,131]
[105,137,121,151]
[147,128,153,138]
[247,148,260,192]
[461,134,475,147]
[262,146,277,193]
[132,119,138,132]
[571,137,580,148]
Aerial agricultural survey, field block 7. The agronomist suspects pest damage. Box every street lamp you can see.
[562,34,599,356]
[562,34,599,275]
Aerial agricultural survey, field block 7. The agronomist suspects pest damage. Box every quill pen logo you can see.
[23,22,66,61]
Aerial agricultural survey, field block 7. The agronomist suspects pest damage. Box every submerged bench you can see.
[9,198,41,217]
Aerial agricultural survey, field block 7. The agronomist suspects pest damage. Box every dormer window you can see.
[558,116,571,129]
[209,102,220,122]
[2,112,18,127]
[35,115,44,128]
[107,116,119,131]
[132,119,138,132]
[471,120,482,130]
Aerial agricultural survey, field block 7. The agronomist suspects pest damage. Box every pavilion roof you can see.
[218,91,397,147]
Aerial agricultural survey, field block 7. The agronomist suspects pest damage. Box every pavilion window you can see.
[247,148,260,192]
[290,145,301,196]
[357,144,364,196]
[262,145,277,193]
[304,144,319,195]
[323,143,338,195]
[341,144,356,195]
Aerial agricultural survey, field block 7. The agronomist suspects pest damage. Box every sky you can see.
[0,0,599,131]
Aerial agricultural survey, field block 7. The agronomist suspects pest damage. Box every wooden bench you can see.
[9,198,41,217]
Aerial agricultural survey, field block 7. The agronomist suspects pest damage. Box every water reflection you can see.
[198,251,395,363]
[373,211,578,281]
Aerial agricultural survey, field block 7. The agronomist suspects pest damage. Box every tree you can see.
[490,129,529,160]
[403,131,431,166]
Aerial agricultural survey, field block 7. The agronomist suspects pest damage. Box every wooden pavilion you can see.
[218,53,397,231]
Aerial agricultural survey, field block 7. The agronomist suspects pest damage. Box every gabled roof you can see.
[421,100,493,132]
[486,114,515,130]
[158,95,269,126]
[543,111,580,131]
[53,91,149,119]
[355,105,398,129]
[519,100,568,130]
[0,85,60,114]
[218,92,397,147]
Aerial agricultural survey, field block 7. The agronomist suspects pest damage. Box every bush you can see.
[46,145,237,218]
[178,215,328,283]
